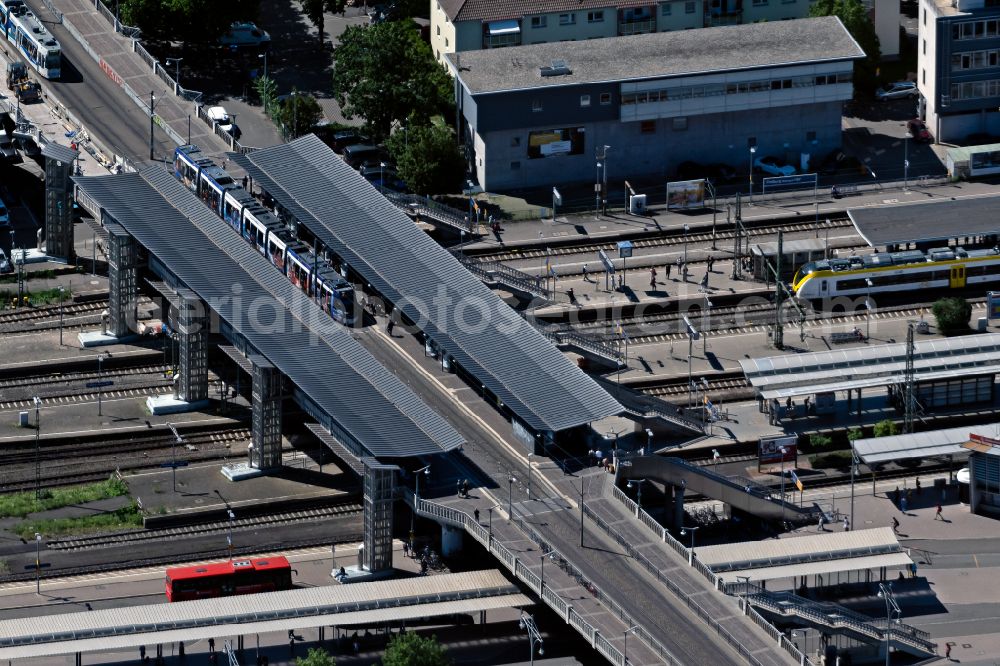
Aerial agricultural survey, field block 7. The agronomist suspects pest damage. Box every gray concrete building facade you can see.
[448,17,864,192]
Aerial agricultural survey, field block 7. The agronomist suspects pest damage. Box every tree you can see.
[121,0,259,43]
[276,91,325,139]
[873,419,898,437]
[296,647,336,666]
[332,20,453,141]
[302,0,347,45]
[809,0,880,97]
[255,75,278,117]
[807,433,832,450]
[382,632,450,666]
[932,297,972,335]
[847,427,863,444]
[387,119,465,195]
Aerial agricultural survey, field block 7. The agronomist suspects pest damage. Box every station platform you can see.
[462,177,1000,252]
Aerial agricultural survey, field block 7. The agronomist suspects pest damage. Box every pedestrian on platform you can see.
[891,516,900,533]
[945,643,952,659]
[386,317,395,336]
[817,515,826,531]
[582,264,590,282]
[474,508,480,523]
[893,485,901,506]
[676,256,682,272]
[701,272,709,290]
[617,274,624,290]
[843,517,850,531]
[665,263,672,279]
[915,477,922,495]
[209,638,215,654]
[935,503,944,520]
[456,480,462,497]
[649,267,657,290]
[567,288,577,305]
[403,542,409,558]
[901,494,908,514]
[786,397,793,411]
[462,479,470,497]
[594,448,603,466]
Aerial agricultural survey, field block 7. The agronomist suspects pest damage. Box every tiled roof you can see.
[443,0,658,22]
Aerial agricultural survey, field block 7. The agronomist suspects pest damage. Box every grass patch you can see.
[809,450,854,469]
[0,560,9,576]
[0,287,72,307]
[0,477,129,519]
[0,269,57,283]
[14,503,143,539]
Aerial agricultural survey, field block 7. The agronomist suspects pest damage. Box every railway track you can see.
[468,217,856,265]
[0,427,251,491]
[0,364,171,400]
[0,301,108,331]
[0,382,174,410]
[48,500,364,551]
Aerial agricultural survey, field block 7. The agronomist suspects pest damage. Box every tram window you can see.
[821,280,828,291]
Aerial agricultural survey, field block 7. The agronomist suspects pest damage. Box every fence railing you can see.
[400,487,682,666]
[41,0,62,22]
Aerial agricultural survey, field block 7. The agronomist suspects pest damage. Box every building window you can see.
[600,92,612,104]
[748,136,757,148]
[641,120,656,134]
[580,94,591,107]
[921,9,925,25]
[532,99,543,112]
[588,11,604,22]
[672,117,688,131]
[661,3,672,15]
[531,16,546,28]
[922,38,925,55]
[445,38,449,47]
[559,13,576,25]
[782,0,795,4]
[436,26,441,35]
[685,1,696,12]
[511,161,521,170]
[922,69,926,85]
[806,130,816,142]
[511,136,521,147]
[752,0,768,6]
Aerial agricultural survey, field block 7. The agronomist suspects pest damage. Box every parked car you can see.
[206,106,234,133]
[754,155,796,176]
[0,197,9,229]
[343,143,385,169]
[818,150,864,176]
[906,118,933,143]
[218,22,271,48]
[332,129,366,153]
[876,81,918,101]
[0,130,18,161]
[0,248,10,274]
[360,164,407,191]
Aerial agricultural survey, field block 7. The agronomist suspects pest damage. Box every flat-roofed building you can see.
[447,16,864,191]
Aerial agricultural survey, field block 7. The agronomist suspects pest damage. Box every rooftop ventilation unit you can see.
[540,59,571,77]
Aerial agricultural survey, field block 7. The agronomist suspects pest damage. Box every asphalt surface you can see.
[354,326,755,665]
[15,1,176,164]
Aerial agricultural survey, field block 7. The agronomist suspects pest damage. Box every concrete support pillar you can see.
[362,458,399,573]
[177,289,209,402]
[857,388,863,416]
[674,483,685,528]
[441,524,463,557]
[250,355,282,470]
[665,483,675,523]
[42,144,78,261]
[105,221,137,337]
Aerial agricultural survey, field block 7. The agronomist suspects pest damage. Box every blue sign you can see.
[762,173,818,191]
[989,292,1000,321]
[617,240,634,259]
[161,461,189,469]
[598,250,615,273]
[85,381,114,389]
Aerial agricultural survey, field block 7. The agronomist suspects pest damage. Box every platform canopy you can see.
[232,136,623,433]
[854,422,991,464]
[848,196,1000,247]
[0,570,528,659]
[74,170,465,458]
[698,527,912,583]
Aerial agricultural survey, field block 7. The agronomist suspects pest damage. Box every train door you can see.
[950,264,966,288]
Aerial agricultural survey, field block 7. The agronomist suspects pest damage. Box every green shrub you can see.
[0,477,129,518]
[809,450,853,469]
[932,297,972,335]
[808,433,833,449]
[873,419,898,437]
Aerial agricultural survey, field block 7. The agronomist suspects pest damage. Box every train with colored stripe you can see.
[792,246,1000,299]
[173,145,355,325]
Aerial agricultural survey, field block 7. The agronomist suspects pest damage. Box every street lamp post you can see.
[602,145,610,215]
[539,548,555,592]
[865,278,874,342]
[508,474,516,520]
[680,525,700,565]
[519,612,544,666]
[258,53,269,113]
[149,92,155,160]
[410,465,430,543]
[165,57,183,93]
[702,296,712,355]
[683,223,690,279]
[166,422,183,492]
[749,146,757,203]
[626,478,648,511]
[33,397,41,499]
[58,286,64,345]
[527,453,533,499]
[487,502,501,543]
[34,532,41,594]
[624,625,639,666]
[850,445,859,529]
[825,218,831,259]
[735,575,752,613]
[878,583,900,666]
[779,445,788,528]
[97,352,111,416]
[227,509,235,560]
[645,428,653,456]
[903,131,911,192]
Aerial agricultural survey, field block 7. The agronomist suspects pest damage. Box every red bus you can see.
[165,556,293,602]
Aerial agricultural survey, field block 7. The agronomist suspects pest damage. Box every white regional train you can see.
[792,246,1000,299]
[173,144,356,325]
